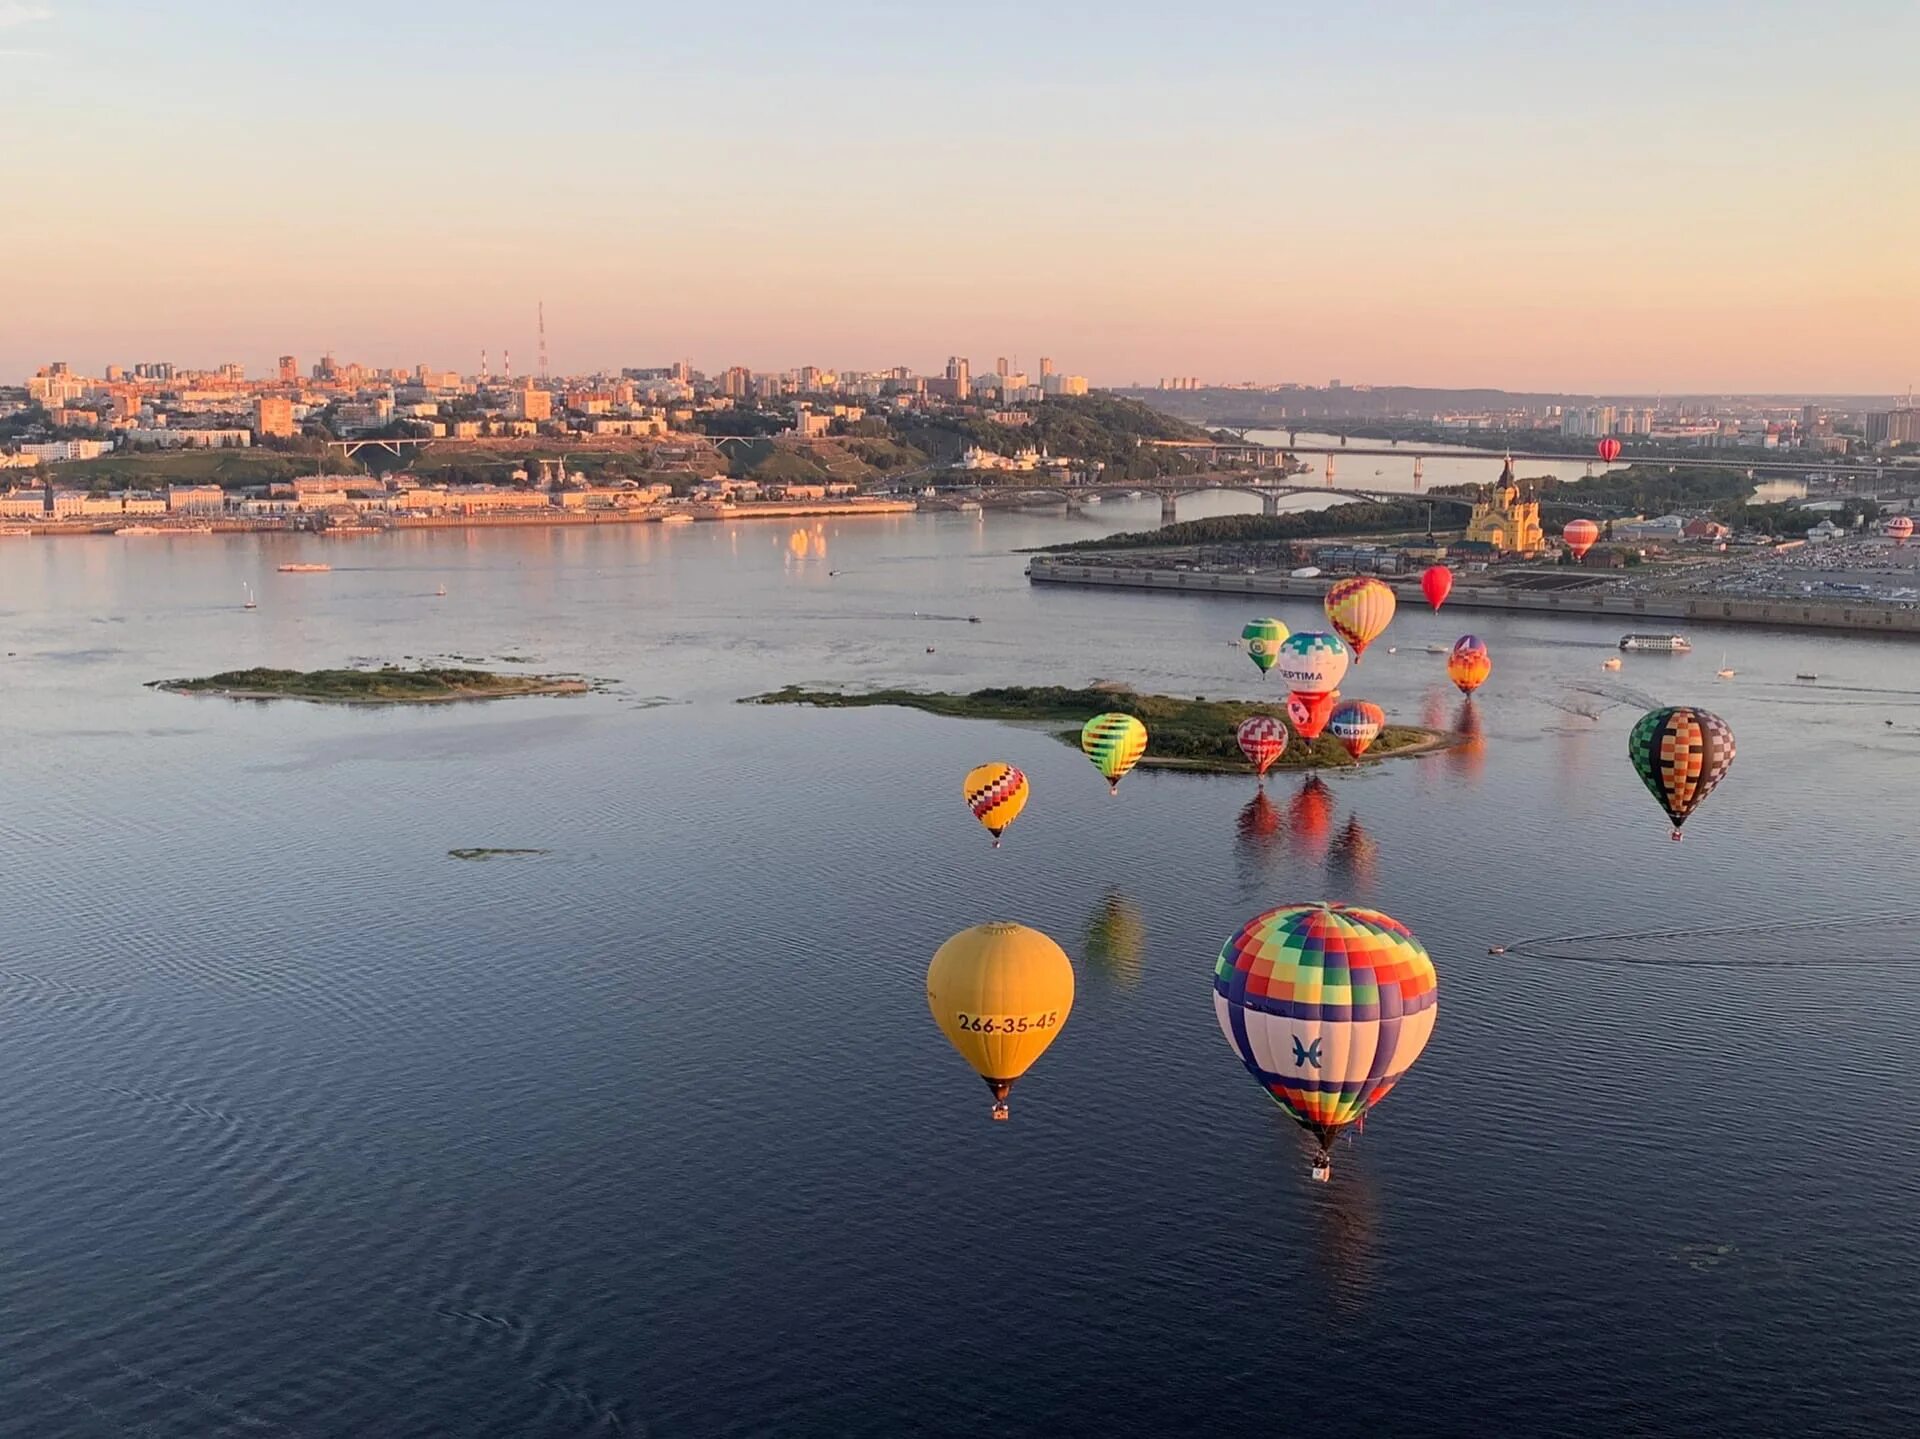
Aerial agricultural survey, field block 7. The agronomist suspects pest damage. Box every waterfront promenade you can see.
[1026,555,1920,639]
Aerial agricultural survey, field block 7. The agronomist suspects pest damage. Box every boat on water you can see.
[1716,652,1736,679]
[0,526,31,537]
[243,583,256,610]
[278,562,331,573]
[1602,656,1623,670]
[116,525,165,535]
[1425,644,1450,655]
[659,512,695,525]
[1619,633,1692,653]
[434,584,447,597]
[1796,672,1818,681]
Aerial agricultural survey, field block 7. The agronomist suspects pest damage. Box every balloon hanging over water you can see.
[1323,577,1396,661]
[1213,903,1438,1180]
[1628,706,1736,840]
[1236,715,1288,778]
[962,762,1028,848]
[1328,700,1384,760]
[1447,636,1491,695]
[1563,519,1601,560]
[1596,437,1622,463]
[1081,713,1148,793]
[1420,565,1453,611]
[927,923,1075,1120]
[1241,617,1289,676]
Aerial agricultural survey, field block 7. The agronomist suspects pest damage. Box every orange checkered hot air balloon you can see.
[1323,576,1396,662]
[1628,707,1735,841]
[963,763,1028,847]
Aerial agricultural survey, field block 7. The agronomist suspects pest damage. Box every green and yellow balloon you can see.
[1081,713,1148,793]
[1242,617,1290,677]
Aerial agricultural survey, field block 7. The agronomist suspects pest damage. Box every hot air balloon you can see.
[1241,617,1289,677]
[927,922,1074,1120]
[1324,576,1396,662]
[1887,515,1914,547]
[1081,713,1148,793]
[962,762,1028,848]
[1596,437,1622,464]
[1328,700,1385,760]
[1563,519,1601,561]
[1287,690,1340,742]
[1420,565,1452,612]
[1628,706,1736,841]
[1236,715,1288,778]
[1213,903,1438,1180]
[1447,636,1491,695]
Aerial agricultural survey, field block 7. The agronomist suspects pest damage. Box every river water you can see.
[2,508,1917,1437]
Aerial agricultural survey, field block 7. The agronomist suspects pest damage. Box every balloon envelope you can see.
[1213,903,1439,1156]
[1447,637,1491,694]
[928,922,1075,1118]
[1628,706,1736,838]
[1328,700,1385,759]
[1596,438,1622,463]
[1274,631,1351,696]
[962,762,1028,845]
[1324,577,1397,660]
[1420,565,1453,611]
[1241,617,1290,675]
[1887,515,1913,547]
[1236,715,1288,777]
[1563,519,1601,560]
[1287,689,1340,741]
[1081,713,1148,791]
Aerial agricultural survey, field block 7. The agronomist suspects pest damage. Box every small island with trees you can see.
[748,684,1449,773]
[150,667,590,705]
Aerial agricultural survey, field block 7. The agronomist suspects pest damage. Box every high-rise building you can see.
[995,357,1009,377]
[722,366,751,400]
[279,355,298,383]
[1039,357,1055,378]
[945,356,970,398]
[253,396,296,439]
[509,383,552,422]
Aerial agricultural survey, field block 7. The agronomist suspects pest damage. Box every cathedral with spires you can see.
[1463,455,1545,554]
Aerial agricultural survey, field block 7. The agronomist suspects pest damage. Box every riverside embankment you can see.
[1026,555,1920,638]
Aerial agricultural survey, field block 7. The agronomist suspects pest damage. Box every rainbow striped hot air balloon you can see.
[1241,617,1289,677]
[1236,715,1287,778]
[1213,903,1439,1180]
[1081,713,1148,794]
[1447,635,1491,695]
[1628,706,1735,841]
[1323,576,1396,662]
[1328,699,1384,760]
[962,762,1028,848]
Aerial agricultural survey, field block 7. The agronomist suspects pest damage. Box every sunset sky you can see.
[3,0,1915,393]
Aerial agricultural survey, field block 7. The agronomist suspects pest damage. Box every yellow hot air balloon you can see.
[1323,576,1397,662]
[927,922,1075,1120]
[1081,713,1148,793]
[963,762,1029,847]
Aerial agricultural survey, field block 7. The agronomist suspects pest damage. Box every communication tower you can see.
[538,301,549,380]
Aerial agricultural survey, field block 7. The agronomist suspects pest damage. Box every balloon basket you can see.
[1671,829,1685,842]
[1310,1159,1332,1183]
[990,1102,1010,1122]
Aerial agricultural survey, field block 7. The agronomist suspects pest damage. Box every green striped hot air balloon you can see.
[1242,617,1290,677]
[1081,713,1148,794]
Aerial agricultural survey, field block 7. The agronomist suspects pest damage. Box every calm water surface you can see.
[2,506,1917,1437]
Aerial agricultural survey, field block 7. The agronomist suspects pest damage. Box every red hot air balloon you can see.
[1563,519,1601,561]
[1288,691,1340,742]
[1596,438,1622,463]
[1236,715,1288,779]
[1420,565,1452,612]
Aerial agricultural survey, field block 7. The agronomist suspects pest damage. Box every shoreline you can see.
[1026,556,1920,639]
[153,679,590,705]
[0,498,916,539]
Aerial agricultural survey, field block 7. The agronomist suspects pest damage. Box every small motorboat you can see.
[243,583,256,610]
[967,616,981,624]
[1602,656,1623,670]
[925,646,936,654]
[1796,673,1818,681]
[435,584,447,598]
[1487,945,1507,955]
[1715,651,1734,679]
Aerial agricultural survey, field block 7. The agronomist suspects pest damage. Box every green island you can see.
[150,666,590,704]
[748,684,1449,772]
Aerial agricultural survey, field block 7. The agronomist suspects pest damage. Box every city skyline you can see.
[3,1,1916,392]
